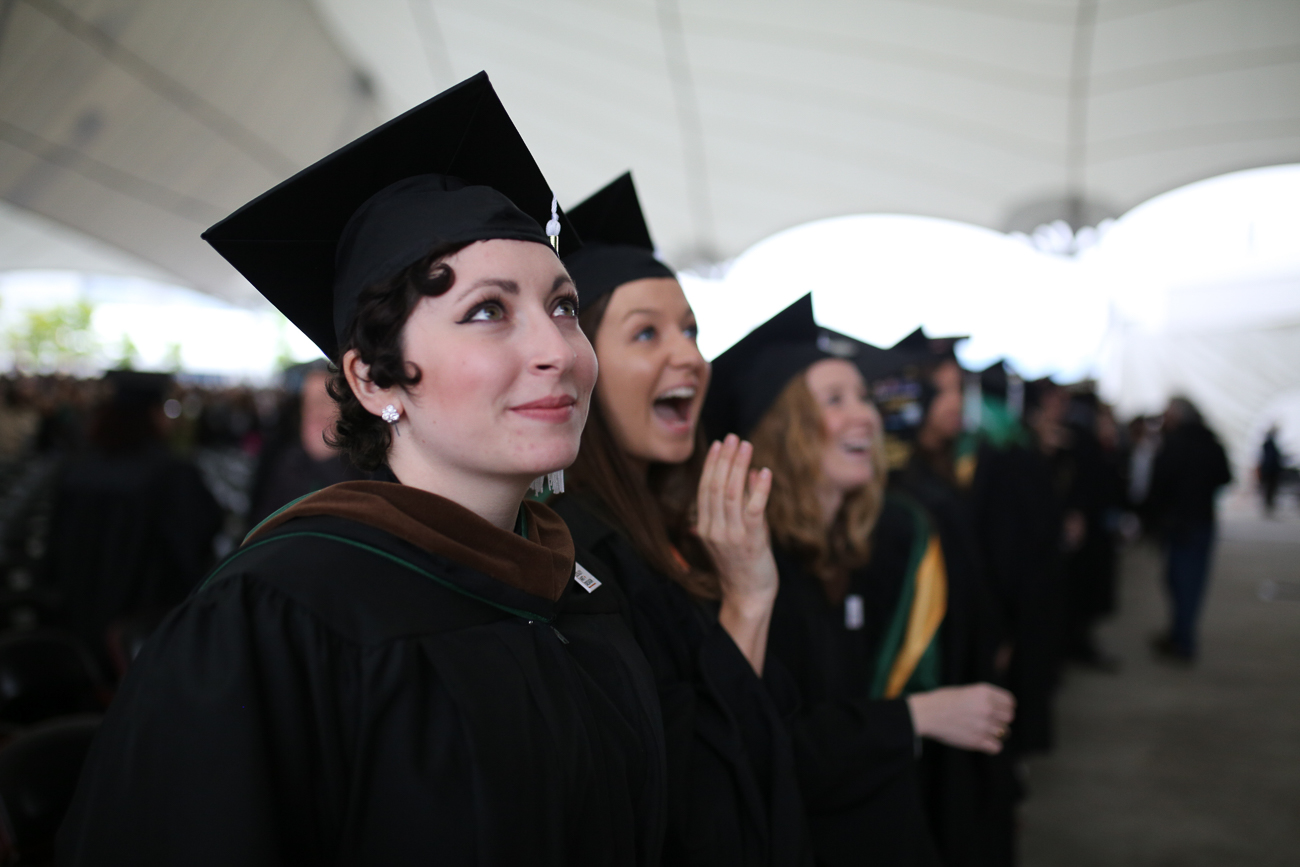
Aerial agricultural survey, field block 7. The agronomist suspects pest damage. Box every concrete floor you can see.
[1020,497,1300,867]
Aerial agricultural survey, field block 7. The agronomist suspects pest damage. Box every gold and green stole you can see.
[869,498,948,699]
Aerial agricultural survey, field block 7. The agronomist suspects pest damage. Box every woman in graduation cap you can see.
[59,74,666,867]
[547,173,810,867]
[702,296,1015,867]
[875,343,1019,867]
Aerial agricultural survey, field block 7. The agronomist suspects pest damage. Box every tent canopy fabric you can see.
[1,0,1298,304]
[679,163,1300,478]
[0,0,382,305]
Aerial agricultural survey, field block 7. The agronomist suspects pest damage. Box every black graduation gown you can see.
[550,493,812,867]
[57,508,667,865]
[1058,426,1123,658]
[893,457,1017,867]
[970,442,1062,754]
[768,496,940,867]
[45,443,222,672]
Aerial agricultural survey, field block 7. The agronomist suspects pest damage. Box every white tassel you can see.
[528,470,565,496]
[546,194,561,251]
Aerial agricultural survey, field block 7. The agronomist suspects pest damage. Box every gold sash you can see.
[884,535,948,699]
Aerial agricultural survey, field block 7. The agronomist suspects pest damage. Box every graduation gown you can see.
[46,443,222,672]
[58,481,667,866]
[970,442,1062,754]
[1057,425,1123,658]
[769,495,941,867]
[550,493,812,867]
[893,456,1017,867]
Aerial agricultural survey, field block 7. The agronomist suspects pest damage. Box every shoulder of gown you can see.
[59,512,666,867]
[550,492,812,867]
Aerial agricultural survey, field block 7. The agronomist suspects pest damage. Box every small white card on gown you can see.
[844,594,865,630]
[574,563,602,594]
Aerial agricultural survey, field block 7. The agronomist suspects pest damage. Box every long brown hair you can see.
[564,292,720,600]
[750,372,888,603]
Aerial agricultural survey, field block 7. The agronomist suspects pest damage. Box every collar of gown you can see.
[245,475,574,602]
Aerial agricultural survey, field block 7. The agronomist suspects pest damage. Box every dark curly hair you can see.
[326,241,470,470]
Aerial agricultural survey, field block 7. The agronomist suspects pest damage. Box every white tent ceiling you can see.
[0,0,383,304]
[1,0,1298,304]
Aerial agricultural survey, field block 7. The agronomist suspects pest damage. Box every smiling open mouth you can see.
[653,385,696,426]
[842,439,871,455]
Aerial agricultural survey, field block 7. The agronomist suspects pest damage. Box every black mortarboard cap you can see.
[891,327,930,356]
[202,72,577,360]
[979,360,1010,402]
[562,172,675,308]
[817,332,909,386]
[890,327,967,364]
[1023,377,1059,414]
[702,294,833,439]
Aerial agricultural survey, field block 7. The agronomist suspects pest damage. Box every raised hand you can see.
[694,434,778,674]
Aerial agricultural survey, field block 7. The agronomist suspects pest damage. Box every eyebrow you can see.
[457,273,573,300]
[462,278,520,297]
[620,308,696,325]
[620,308,662,321]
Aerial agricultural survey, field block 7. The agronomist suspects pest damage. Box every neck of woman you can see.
[816,482,844,530]
[387,450,528,532]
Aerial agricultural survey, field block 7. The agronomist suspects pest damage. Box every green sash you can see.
[869,498,948,699]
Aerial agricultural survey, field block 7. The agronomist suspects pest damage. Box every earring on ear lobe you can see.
[381,404,402,436]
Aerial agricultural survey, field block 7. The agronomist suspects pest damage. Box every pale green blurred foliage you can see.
[115,333,140,370]
[5,301,99,373]
[163,343,183,372]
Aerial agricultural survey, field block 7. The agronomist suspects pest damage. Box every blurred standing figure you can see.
[553,174,810,867]
[46,372,222,675]
[971,377,1066,754]
[888,353,1020,867]
[1147,398,1231,662]
[1126,416,1159,529]
[1257,426,1284,517]
[247,360,363,526]
[1059,391,1123,671]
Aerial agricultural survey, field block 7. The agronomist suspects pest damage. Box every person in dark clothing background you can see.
[1058,390,1124,672]
[552,173,811,867]
[60,74,668,866]
[247,360,364,526]
[1257,426,1285,517]
[886,347,1019,867]
[1147,397,1232,662]
[1125,415,1160,533]
[966,375,1066,755]
[709,299,1015,867]
[45,371,222,677]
